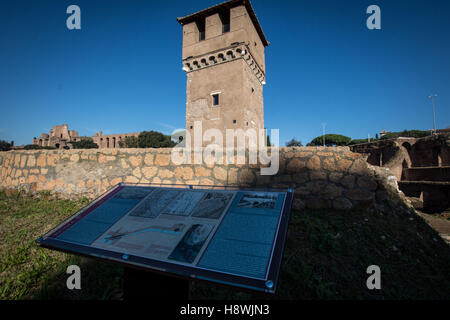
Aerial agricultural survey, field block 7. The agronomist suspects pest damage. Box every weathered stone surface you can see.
[306,156,321,170]
[287,159,306,173]
[125,176,139,184]
[70,154,80,162]
[36,154,46,167]
[195,167,211,177]
[129,156,142,167]
[321,184,343,199]
[27,156,36,167]
[329,172,343,183]
[175,167,194,180]
[132,167,142,178]
[144,154,154,165]
[55,178,65,189]
[345,189,374,201]
[142,166,157,179]
[333,197,353,210]
[110,177,122,186]
[293,172,309,184]
[201,178,214,185]
[213,167,227,181]
[349,159,368,175]
[295,185,311,196]
[337,159,352,171]
[322,158,336,171]
[98,154,106,164]
[256,174,271,186]
[14,154,21,167]
[0,148,404,210]
[310,171,327,180]
[239,169,255,184]
[158,169,174,179]
[340,175,355,188]
[47,154,59,167]
[46,180,55,190]
[306,198,329,209]
[20,156,27,168]
[154,154,170,166]
[121,159,129,169]
[357,176,378,191]
[228,168,238,184]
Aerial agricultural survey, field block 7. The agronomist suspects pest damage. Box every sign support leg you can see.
[123,267,190,300]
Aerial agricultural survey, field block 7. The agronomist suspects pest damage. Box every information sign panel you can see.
[37,184,293,293]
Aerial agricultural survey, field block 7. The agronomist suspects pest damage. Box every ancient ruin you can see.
[177,0,267,146]
[350,133,450,212]
[91,131,140,149]
[32,124,80,149]
[32,126,141,149]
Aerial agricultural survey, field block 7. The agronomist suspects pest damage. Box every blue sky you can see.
[0,0,449,146]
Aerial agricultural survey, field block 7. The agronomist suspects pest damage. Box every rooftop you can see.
[177,0,269,47]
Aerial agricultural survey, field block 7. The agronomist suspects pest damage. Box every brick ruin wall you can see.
[0,147,409,211]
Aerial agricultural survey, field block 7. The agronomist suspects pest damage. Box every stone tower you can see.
[177,0,269,146]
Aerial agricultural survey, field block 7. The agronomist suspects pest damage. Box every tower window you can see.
[220,10,230,33]
[196,19,205,41]
[212,93,219,106]
[190,125,193,129]
[233,120,236,124]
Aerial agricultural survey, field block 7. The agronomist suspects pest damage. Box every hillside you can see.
[1,190,449,300]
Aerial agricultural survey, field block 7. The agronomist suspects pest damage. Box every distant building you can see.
[32,125,141,149]
[379,129,390,138]
[92,131,141,149]
[32,124,80,149]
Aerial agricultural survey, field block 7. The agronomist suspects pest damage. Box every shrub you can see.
[0,140,12,151]
[309,134,351,146]
[381,130,429,140]
[119,136,138,148]
[71,138,98,149]
[23,144,43,150]
[137,131,175,148]
[286,138,303,147]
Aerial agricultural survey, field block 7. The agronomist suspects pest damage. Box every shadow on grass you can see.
[27,255,124,300]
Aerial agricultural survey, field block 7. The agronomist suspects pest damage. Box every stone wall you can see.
[0,147,407,211]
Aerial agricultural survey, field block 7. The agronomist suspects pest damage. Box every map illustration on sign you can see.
[237,192,278,209]
[129,189,181,219]
[191,191,234,219]
[168,223,214,263]
[160,191,205,216]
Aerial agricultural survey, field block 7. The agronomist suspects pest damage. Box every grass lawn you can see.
[1,190,449,300]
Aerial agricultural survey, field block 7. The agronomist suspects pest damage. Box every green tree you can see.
[309,134,351,146]
[119,136,138,148]
[286,138,303,147]
[137,131,175,148]
[266,135,271,147]
[0,140,12,151]
[71,138,99,149]
[380,130,429,140]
